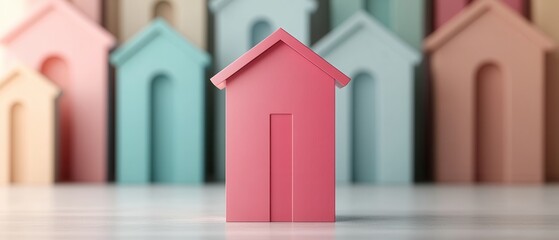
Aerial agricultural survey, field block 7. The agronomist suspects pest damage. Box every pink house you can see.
[434,0,528,30]
[211,29,350,222]
[425,0,553,183]
[0,0,115,182]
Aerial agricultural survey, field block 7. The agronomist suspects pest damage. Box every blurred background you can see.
[0,0,557,186]
[3,0,559,238]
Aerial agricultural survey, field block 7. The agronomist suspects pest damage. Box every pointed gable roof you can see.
[314,11,420,64]
[110,19,211,67]
[0,64,61,97]
[210,0,317,13]
[0,0,114,47]
[425,0,554,52]
[210,28,350,90]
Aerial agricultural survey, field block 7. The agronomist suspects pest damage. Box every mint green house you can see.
[110,19,210,184]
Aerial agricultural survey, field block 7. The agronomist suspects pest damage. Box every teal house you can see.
[314,12,420,184]
[110,19,210,184]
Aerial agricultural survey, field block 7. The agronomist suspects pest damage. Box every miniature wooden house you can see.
[210,0,318,181]
[433,0,527,30]
[211,29,350,222]
[330,0,426,49]
[425,0,553,183]
[314,12,420,184]
[103,0,208,49]
[533,0,559,181]
[0,0,115,182]
[111,19,210,184]
[0,65,60,185]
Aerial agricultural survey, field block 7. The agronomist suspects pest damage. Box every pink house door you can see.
[475,63,505,182]
[270,114,293,221]
[40,56,71,181]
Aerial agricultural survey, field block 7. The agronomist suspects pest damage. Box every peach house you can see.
[211,29,349,222]
[425,0,554,183]
[0,0,115,182]
[0,65,60,185]
[433,0,527,30]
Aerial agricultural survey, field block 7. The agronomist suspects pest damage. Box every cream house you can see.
[0,65,60,185]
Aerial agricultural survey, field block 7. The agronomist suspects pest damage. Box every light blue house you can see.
[330,0,429,181]
[314,12,420,184]
[110,19,210,184]
[210,0,317,181]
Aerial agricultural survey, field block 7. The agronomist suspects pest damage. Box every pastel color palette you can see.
[111,19,210,184]
[0,65,60,185]
[210,0,317,181]
[0,0,115,182]
[433,0,528,30]
[425,0,552,183]
[315,12,420,184]
[211,29,349,222]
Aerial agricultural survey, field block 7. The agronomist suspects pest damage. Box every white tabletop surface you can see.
[1,184,558,239]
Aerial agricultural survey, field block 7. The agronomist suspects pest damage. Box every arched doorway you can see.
[41,56,71,181]
[10,103,25,183]
[250,20,273,47]
[475,63,505,182]
[150,74,174,182]
[153,0,174,25]
[351,72,376,182]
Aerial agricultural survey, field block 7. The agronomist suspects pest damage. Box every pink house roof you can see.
[0,0,114,47]
[210,28,350,90]
[425,0,554,52]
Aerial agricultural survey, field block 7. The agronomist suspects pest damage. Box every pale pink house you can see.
[0,0,115,182]
[425,0,553,183]
[433,0,528,29]
[211,29,349,222]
